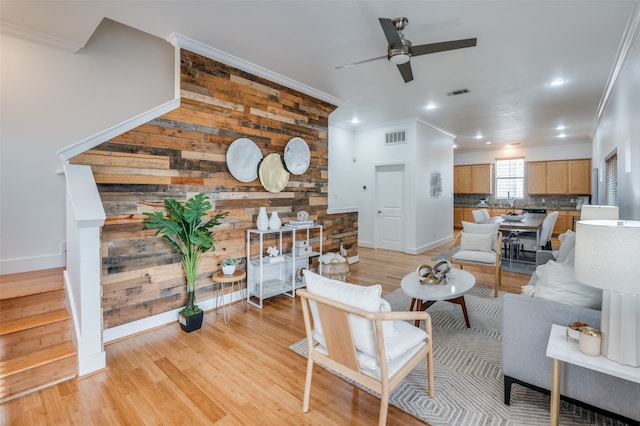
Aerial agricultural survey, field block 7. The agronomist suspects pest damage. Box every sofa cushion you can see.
[462,221,500,251]
[556,230,576,263]
[531,260,602,309]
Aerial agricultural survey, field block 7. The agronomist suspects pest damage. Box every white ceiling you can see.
[1,1,638,151]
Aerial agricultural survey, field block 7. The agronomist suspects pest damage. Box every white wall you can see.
[454,139,592,166]
[333,119,454,253]
[592,15,640,220]
[415,122,455,252]
[327,125,357,213]
[0,19,176,273]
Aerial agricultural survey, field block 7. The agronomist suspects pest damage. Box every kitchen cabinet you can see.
[568,159,591,194]
[454,164,492,194]
[526,162,546,194]
[546,162,568,194]
[526,159,591,195]
[453,207,475,228]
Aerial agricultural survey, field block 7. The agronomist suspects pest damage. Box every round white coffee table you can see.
[401,267,476,328]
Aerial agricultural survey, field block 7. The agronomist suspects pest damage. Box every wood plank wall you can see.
[70,50,358,329]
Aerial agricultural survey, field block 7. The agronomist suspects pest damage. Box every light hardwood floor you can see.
[1,240,532,425]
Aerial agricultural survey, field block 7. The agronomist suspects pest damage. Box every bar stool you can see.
[212,270,247,324]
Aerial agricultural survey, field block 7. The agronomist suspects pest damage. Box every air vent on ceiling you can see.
[447,88,470,96]
[385,129,406,145]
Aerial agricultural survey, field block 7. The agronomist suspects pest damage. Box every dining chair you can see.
[298,270,434,426]
[472,208,491,223]
[519,211,558,251]
[449,221,502,297]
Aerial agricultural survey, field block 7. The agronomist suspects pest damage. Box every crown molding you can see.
[0,21,84,53]
[593,3,640,131]
[167,32,343,107]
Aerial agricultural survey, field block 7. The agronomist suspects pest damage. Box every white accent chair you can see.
[472,208,491,223]
[298,270,434,426]
[580,205,619,220]
[449,221,503,297]
[519,211,558,251]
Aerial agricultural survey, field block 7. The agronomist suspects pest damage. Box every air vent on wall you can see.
[385,129,406,145]
[447,88,470,96]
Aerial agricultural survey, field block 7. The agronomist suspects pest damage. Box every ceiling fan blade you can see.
[335,55,387,70]
[397,62,413,83]
[379,18,403,48]
[411,38,477,56]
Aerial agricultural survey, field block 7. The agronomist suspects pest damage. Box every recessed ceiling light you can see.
[485,141,492,145]
[351,117,360,124]
[556,124,566,130]
[425,103,437,110]
[453,143,458,149]
[558,133,567,138]
[549,79,566,87]
[475,134,483,139]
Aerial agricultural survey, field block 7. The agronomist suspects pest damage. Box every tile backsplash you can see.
[454,194,590,210]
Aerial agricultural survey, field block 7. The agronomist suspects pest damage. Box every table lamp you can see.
[574,220,640,367]
[580,205,619,220]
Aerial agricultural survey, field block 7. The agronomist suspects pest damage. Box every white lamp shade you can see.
[574,220,640,294]
[580,205,619,220]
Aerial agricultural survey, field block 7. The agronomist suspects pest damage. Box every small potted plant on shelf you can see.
[221,258,237,275]
[143,193,229,333]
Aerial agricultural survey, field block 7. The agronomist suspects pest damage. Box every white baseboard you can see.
[409,235,454,255]
[103,290,245,343]
[0,251,65,275]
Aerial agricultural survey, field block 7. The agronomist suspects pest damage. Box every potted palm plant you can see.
[143,193,229,332]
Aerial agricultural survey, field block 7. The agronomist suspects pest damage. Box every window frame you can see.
[494,157,525,200]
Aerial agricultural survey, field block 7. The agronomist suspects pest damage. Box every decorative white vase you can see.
[269,211,281,230]
[256,207,269,231]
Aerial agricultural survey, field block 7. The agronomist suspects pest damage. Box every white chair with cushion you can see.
[448,221,502,297]
[519,211,558,251]
[580,205,619,220]
[298,270,434,426]
[472,208,490,223]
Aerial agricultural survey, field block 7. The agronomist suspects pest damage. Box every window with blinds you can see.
[605,152,618,206]
[495,158,524,199]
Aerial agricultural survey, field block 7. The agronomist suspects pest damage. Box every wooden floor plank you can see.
[0,239,532,425]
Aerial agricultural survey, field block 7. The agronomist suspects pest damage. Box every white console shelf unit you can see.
[246,225,322,309]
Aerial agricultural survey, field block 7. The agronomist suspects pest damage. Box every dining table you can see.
[484,214,546,261]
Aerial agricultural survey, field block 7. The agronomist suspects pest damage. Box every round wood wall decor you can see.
[259,153,289,193]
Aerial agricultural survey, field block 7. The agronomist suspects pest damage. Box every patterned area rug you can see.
[289,286,629,425]
[432,250,537,275]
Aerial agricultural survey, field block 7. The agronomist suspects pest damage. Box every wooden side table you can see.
[212,270,247,324]
[546,324,640,425]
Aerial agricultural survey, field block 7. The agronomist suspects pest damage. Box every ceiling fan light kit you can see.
[338,16,477,84]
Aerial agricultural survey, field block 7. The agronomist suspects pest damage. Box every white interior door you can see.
[375,164,405,251]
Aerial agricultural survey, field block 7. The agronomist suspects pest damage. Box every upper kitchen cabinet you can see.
[454,164,492,194]
[526,159,591,195]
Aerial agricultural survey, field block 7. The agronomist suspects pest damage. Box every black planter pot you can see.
[179,310,204,333]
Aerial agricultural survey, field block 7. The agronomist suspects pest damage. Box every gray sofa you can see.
[502,251,640,424]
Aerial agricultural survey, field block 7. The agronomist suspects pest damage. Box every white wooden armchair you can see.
[449,221,502,297]
[298,270,434,426]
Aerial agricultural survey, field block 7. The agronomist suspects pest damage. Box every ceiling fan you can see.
[337,17,477,83]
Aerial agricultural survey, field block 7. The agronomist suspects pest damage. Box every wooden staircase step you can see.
[0,267,65,300]
[1,317,73,361]
[0,309,71,336]
[0,289,66,322]
[0,342,77,401]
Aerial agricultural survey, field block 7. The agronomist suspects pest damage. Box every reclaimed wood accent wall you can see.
[70,50,358,329]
